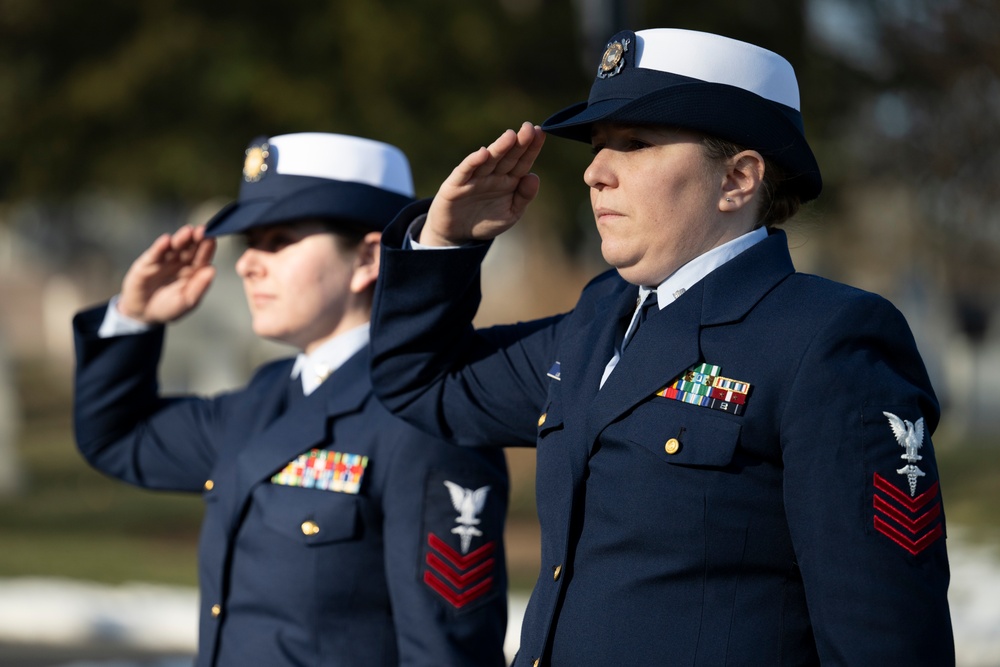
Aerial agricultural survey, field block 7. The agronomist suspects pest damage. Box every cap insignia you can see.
[243,142,270,182]
[597,38,630,79]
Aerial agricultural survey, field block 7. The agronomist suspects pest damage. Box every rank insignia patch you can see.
[422,476,500,610]
[871,411,943,555]
[655,362,751,415]
[271,449,368,494]
[872,472,943,556]
[423,533,497,609]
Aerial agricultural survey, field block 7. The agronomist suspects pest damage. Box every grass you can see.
[0,361,204,586]
[1,358,997,590]
[0,415,203,586]
[0,360,543,589]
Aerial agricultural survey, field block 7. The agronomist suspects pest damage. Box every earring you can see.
[725,197,733,202]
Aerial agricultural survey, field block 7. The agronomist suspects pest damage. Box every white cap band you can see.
[634,29,801,111]
[269,132,415,197]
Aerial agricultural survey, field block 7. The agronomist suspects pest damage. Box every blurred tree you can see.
[0,0,576,199]
[817,0,1000,340]
[803,0,1000,436]
[0,0,852,256]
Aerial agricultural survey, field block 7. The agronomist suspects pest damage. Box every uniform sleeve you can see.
[371,201,563,449]
[73,303,225,492]
[779,292,955,665]
[380,421,510,666]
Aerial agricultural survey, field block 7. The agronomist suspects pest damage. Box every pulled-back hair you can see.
[700,136,802,227]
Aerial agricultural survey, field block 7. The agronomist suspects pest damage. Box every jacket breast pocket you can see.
[615,398,742,468]
[255,483,360,546]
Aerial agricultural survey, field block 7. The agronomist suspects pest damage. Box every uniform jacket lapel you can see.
[588,283,703,441]
[552,282,636,484]
[558,283,637,401]
[230,350,371,527]
[586,230,795,444]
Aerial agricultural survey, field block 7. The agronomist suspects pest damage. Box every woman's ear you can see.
[719,150,765,211]
[349,231,382,294]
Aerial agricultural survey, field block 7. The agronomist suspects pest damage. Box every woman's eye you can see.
[244,234,294,253]
[589,139,649,154]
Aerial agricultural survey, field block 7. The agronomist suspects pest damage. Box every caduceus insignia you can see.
[443,481,490,554]
[884,411,925,496]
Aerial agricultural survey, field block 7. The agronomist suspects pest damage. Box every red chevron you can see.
[426,551,495,589]
[427,533,496,569]
[423,571,494,608]
[873,473,939,512]
[874,495,941,534]
[874,515,943,556]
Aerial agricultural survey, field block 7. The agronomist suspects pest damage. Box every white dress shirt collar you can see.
[638,226,768,310]
[600,226,768,389]
[291,323,370,396]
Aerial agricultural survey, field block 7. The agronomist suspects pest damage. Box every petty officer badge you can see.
[871,411,943,556]
[421,471,503,612]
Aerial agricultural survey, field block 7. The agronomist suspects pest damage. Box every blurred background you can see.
[0,0,999,664]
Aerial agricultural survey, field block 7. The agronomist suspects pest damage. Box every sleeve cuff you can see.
[407,214,466,251]
[97,295,155,338]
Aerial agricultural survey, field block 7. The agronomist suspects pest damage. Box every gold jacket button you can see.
[664,438,681,455]
[203,479,214,491]
[211,604,222,617]
[301,520,320,536]
[553,564,562,581]
[537,413,547,427]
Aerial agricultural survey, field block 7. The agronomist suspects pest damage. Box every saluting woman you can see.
[369,29,954,666]
[74,133,510,667]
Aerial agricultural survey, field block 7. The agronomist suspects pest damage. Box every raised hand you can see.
[420,122,545,246]
[117,225,217,324]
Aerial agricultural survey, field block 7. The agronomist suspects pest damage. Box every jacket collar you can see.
[586,228,795,437]
[233,349,372,501]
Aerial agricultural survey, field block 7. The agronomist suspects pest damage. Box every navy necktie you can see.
[623,290,657,353]
[284,376,306,413]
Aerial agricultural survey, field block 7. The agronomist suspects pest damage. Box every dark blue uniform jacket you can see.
[73,305,509,667]
[369,202,954,667]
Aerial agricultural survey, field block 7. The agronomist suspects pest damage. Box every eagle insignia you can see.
[443,481,490,554]
[884,411,925,496]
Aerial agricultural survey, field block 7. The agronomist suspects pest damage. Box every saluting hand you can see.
[420,122,545,246]
[117,225,217,324]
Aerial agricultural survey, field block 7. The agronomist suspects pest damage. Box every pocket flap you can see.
[615,399,742,468]
[256,483,359,545]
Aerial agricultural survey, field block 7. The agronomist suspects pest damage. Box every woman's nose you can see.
[235,248,262,278]
[584,149,615,190]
